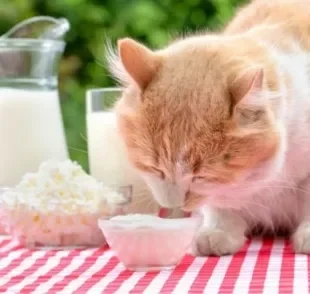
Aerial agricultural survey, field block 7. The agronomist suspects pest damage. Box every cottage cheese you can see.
[0,160,128,247]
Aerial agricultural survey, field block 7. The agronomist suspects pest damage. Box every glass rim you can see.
[0,39,65,50]
[86,87,123,114]
[86,87,123,94]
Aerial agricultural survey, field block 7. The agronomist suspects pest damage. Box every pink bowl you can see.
[98,216,202,271]
[0,188,10,235]
[0,185,132,248]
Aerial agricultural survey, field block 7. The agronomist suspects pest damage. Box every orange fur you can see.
[226,0,310,51]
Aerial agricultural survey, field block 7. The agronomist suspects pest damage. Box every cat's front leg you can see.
[291,203,310,254]
[292,182,310,254]
[292,222,310,253]
[192,206,247,256]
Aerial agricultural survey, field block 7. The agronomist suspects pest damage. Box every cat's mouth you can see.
[181,191,206,212]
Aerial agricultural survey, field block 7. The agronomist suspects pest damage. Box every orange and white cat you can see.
[109,0,310,256]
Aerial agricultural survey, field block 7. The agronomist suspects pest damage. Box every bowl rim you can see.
[0,187,11,192]
[98,215,202,230]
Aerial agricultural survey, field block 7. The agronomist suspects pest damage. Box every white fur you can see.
[106,40,133,86]
[193,32,310,256]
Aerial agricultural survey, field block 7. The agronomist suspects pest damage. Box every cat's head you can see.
[109,37,284,210]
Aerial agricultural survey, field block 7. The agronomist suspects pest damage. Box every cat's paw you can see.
[191,228,246,256]
[292,222,310,254]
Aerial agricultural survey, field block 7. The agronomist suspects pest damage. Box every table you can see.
[0,236,307,293]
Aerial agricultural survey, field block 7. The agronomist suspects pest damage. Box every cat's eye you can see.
[192,176,205,183]
[223,153,231,161]
[193,175,221,184]
[152,168,165,179]
[137,163,165,179]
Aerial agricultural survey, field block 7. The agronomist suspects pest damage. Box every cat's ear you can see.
[231,68,264,103]
[231,68,268,128]
[117,38,161,89]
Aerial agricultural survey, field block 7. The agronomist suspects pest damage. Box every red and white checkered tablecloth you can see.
[0,236,306,293]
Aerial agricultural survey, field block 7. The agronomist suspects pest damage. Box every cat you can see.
[108,0,310,256]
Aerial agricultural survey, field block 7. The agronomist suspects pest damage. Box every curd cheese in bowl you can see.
[0,188,9,235]
[98,214,201,271]
[0,160,131,247]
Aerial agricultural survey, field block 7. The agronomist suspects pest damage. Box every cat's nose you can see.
[143,174,186,208]
[185,190,190,201]
[157,194,184,208]
[154,189,185,208]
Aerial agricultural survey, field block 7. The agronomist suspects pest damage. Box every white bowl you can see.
[98,215,201,271]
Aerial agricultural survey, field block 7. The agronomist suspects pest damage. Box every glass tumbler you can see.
[86,88,160,215]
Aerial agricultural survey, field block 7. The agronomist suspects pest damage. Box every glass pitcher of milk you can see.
[0,16,69,186]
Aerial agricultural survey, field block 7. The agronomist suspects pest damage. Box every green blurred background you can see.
[0,0,246,171]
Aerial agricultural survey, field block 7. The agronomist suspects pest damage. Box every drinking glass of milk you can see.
[0,17,69,186]
[86,88,163,215]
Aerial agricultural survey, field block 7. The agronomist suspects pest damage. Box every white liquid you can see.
[87,111,159,214]
[0,88,68,186]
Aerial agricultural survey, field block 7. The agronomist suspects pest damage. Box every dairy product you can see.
[87,111,159,214]
[110,213,161,224]
[0,88,68,186]
[0,160,128,247]
[109,213,199,229]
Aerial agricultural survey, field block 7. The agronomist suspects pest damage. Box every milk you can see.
[87,111,160,214]
[0,88,68,186]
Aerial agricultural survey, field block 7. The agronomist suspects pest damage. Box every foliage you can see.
[0,0,246,170]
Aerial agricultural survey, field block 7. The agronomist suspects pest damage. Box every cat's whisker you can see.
[266,187,294,227]
[235,185,310,195]
[240,204,259,222]
[80,133,88,143]
[68,146,88,154]
[239,200,270,210]
[127,189,159,213]
[246,178,296,185]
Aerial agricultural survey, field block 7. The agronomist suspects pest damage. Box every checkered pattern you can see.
[0,236,306,293]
